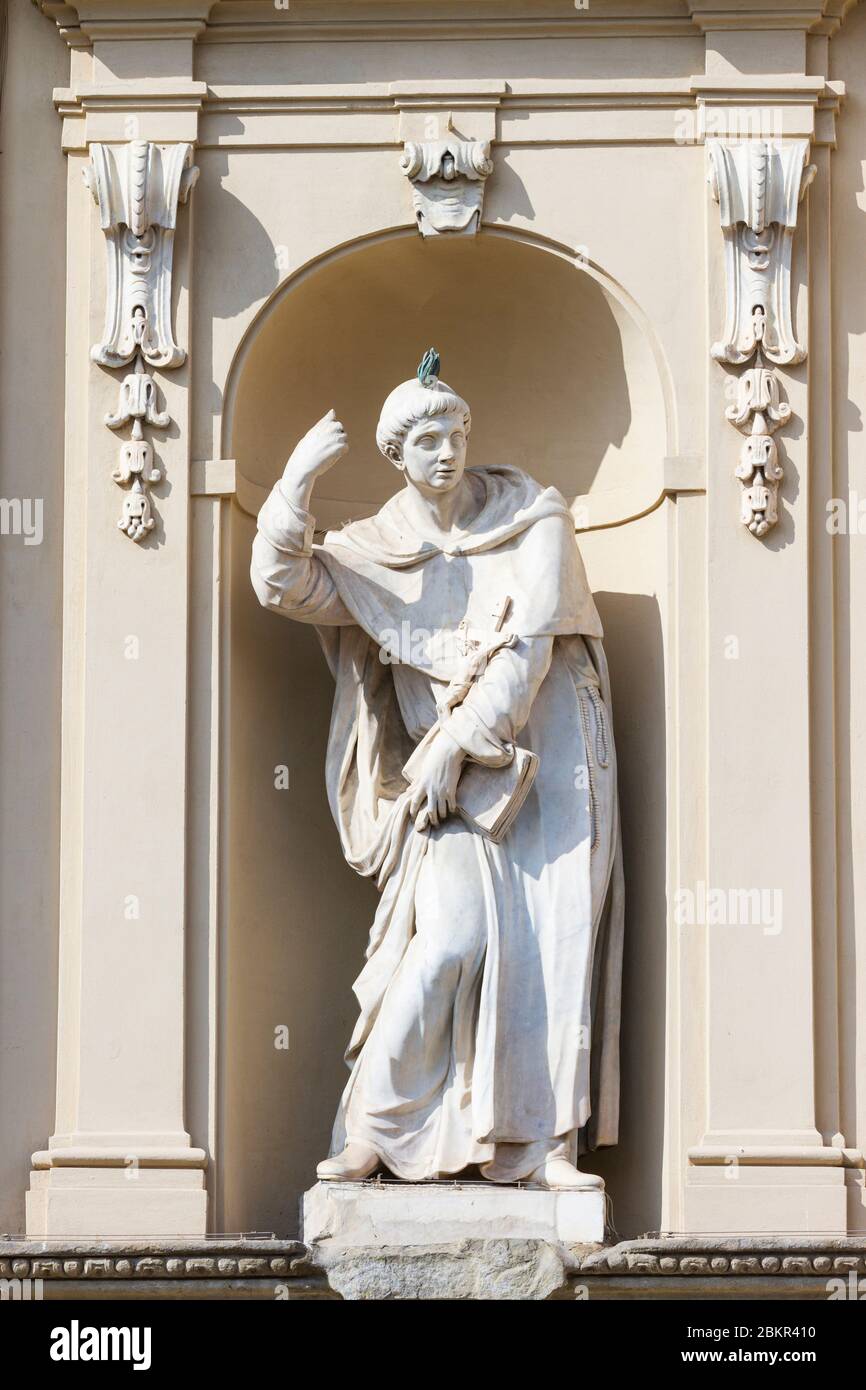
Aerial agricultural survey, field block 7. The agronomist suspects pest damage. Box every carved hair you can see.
[375,378,472,463]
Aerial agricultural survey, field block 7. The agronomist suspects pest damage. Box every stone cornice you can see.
[3,1234,865,1299]
[35,0,864,48]
[686,0,861,32]
[580,1235,866,1279]
[55,75,844,108]
[51,74,845,152]
[33,1,216,39]
[202,3,697,44]
[2,1237,309,1274]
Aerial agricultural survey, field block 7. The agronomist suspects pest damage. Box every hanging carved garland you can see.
[85,140,198,541]
[707,138,814,539]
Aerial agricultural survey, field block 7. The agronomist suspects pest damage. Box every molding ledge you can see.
[580,1234,866,1283]
[3,1233,865,1301]
[50,77,847,151]
[35,0,866,47]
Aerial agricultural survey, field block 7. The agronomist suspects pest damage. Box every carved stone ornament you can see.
[727,367,789,538]
[86,141,197,543]
[104,359,165,541]
[708,139,814,539]
[3,1233,866,1301]
[105,361,170,432]
[400,139,494,237]
[85,140,199,370]
[707,138,815,367]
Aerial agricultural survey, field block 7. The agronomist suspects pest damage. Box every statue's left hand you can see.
[408,728,466,832]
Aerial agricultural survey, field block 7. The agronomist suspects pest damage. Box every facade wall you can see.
[2,0,865,1245]
[0,0,67,1234]
[830,0,866,1174]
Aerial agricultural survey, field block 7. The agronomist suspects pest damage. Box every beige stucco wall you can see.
[0,0,67,1233]
[4,0,865,1243]
[829,1,866,1171]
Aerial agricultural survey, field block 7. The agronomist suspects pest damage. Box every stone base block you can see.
[302,1179,606,1247]
[26,1167,208,1238]
[684,1165,849,1234]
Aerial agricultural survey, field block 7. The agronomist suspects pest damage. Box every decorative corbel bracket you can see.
[400,139,494,237]
[708,139,814,366]
[708,138,814,538]
[86,141,197,542]
[85,140,199,369]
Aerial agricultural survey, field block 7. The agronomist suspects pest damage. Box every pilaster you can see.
[26,1,213,1238]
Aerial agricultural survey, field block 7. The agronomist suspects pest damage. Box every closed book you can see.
[455,746,539,844]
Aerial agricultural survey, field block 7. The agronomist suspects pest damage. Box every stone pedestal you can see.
[26,1165,207,1239]
[301,1180,606,1300]
[303,1179,606,1246]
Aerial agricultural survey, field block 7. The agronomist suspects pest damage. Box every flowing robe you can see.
[251,464,624,1181]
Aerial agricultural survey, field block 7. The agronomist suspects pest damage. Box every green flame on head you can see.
[417,348,440,387]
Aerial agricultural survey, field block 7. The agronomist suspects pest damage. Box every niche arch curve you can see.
[223,223,676,533]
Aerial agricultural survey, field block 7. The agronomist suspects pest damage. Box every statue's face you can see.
[399,410,468,494]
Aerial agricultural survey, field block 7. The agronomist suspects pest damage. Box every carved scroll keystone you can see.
[85,141,198,543]
[707,138,814,538]
[400,139,493,237]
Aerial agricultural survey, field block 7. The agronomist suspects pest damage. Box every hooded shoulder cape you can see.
[314,466,602,685]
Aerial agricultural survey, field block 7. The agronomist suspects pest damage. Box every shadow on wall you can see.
[227,230,670,516]
[590,591,666,1240]
[222,510,376,1237]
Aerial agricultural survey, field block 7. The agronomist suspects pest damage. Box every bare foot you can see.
[317,1141,380,1182]
[528,1157,604,1190]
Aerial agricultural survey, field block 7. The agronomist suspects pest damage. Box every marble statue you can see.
[251,353,624,1190]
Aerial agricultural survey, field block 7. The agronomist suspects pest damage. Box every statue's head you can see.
[376,350,471,494]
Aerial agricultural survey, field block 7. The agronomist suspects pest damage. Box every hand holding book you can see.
[403,725,539,844]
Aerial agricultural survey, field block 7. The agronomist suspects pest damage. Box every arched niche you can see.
[221,229,670,1242]
[226,229,672,530]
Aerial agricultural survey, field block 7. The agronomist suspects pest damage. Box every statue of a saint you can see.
[251,353,624,1189]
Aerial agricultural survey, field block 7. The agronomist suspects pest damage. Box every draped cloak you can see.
[251,464,625,1178]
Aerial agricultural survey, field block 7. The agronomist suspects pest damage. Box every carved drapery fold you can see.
[400,139,494,237]
[86,140,198,542]
[708,138,815,538]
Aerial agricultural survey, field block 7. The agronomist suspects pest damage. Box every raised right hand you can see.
[283,409,348,489]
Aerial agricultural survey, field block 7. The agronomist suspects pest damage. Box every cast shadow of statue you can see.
[585,590,666,1239]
